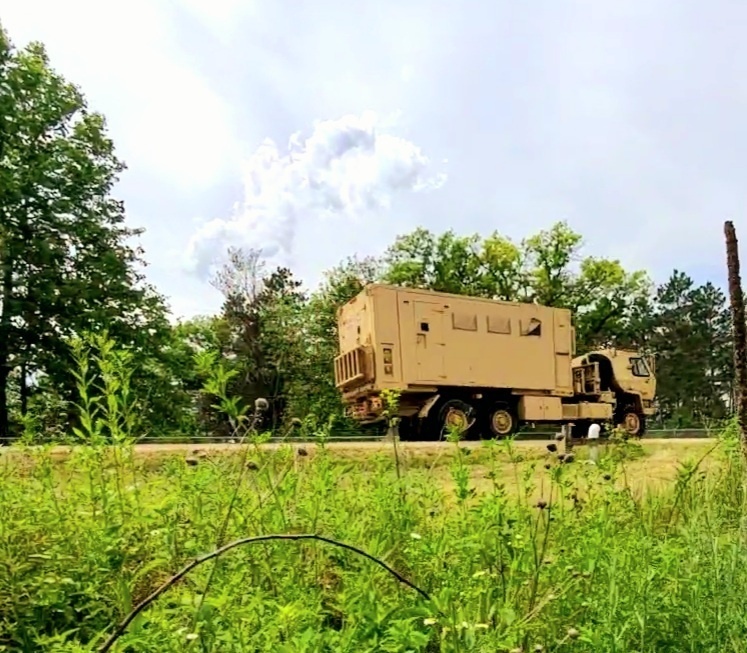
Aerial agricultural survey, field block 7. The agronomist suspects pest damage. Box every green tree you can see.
[169,315,232,390]
[522,221,582,306]
[651,271,732,426]
[689,281,733,420]
[570,257,652,350]
[384,228,491,296]
[160,315,233,436]
[286,255,382,423]
[0,27,173,440]
[521,223,652,348]
[211,247,306,430]
[478,231,527,300]
[380,221,651,352]
[383,228,526,298]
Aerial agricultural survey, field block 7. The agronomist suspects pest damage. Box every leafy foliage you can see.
[0,26,184,441]
[208,247,307,432]
[382,222,652,350]
[1,380,744,650]
[652,272,733,425]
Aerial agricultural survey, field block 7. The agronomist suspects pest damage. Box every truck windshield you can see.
[630,357,650,377]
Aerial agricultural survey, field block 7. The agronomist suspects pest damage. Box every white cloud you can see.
[185,110,447,278]
[6,0,738,321]
[1,0,238,191]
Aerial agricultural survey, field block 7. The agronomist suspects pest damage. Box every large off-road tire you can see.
[618,409,646,438]
[433,398,478,441]
[484,401,518,439]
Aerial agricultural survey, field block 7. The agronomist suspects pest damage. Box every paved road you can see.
[110,437,719,455]
[0,436,719,460]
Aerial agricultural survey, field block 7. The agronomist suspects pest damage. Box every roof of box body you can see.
[359,283,570,312]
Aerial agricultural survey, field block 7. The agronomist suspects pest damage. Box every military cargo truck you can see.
[333,284,657,440]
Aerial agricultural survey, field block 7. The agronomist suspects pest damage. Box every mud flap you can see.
[418,394,441,420]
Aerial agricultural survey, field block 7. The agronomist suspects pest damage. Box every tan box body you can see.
[337,284,575,395]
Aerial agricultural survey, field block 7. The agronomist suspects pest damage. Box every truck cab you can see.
[572,348,656,436]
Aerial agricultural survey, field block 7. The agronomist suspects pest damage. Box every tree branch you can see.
[97,532,432,653]
[586,302,628,343]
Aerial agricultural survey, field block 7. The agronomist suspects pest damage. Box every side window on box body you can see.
[521,317,542,337]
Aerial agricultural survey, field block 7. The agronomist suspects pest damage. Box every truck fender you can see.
[418,394,441,420]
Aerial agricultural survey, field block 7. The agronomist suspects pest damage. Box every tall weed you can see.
[1,339,747,651]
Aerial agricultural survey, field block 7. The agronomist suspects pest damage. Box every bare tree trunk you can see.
[20,360,28,417]
[724,220,747,446]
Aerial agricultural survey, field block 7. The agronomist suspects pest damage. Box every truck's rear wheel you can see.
[436,398,477,440]
[485,402,517,439]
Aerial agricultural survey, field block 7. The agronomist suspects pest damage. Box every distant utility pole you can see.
[724,220,747,446]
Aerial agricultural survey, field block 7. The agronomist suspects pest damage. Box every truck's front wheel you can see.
[619,410,646,438]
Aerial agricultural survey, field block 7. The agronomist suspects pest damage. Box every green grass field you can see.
[1,432,745,652]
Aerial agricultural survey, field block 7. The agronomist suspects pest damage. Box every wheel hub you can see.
[445,408,469,432]
[491,409,513,435]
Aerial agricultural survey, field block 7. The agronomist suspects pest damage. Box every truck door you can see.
[553,310,573,393]
[414,302,445,382]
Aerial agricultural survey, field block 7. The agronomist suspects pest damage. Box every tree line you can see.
[0,26,733,441]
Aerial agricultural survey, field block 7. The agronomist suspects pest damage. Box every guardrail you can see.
[0,428,716,446]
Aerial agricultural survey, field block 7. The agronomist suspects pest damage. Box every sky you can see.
[2,0,743,319]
